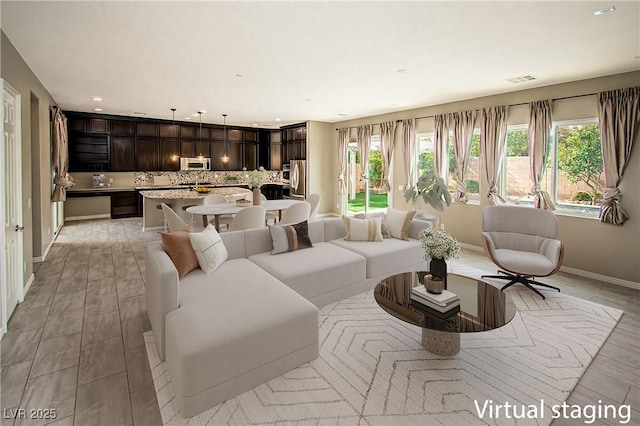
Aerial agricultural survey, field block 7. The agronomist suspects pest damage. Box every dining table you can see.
[186,199,303,231]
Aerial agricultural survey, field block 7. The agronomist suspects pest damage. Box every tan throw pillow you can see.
[160,226,198,279]
[354,213,392,238]
[270,220,313,254]
[385,207,416,240]
[343,216,383,242]
[189,224,228,274]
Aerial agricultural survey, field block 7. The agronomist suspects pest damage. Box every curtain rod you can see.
[335,91,598,130]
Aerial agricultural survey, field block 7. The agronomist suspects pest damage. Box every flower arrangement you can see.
[419,228,460,260]
[245,167,268,189]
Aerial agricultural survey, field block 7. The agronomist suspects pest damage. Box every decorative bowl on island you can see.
[236,199,252,206]
[194,187,211,193]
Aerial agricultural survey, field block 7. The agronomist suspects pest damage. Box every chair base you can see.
[481,270,560,300]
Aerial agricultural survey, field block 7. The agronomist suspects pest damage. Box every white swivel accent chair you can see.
[481,205,563,299]
[203,194,234,231]
[229,206,267,231]
[306,193,321,221]
[280,202,311,225]
[161,203,189,232]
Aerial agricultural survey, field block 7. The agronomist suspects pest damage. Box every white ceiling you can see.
[1,1,638,127]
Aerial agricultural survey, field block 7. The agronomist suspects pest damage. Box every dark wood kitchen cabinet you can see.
[160,138,180,171]
[281,123,306,166]
[111,191,140,218]
[66,111,272,172]
[110,137,135,171]
[135,138,159,171]
[69,135,109,172]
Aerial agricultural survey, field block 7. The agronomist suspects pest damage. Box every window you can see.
[447,131,480,203]
[417,133,435,177]
[500,120,603,215]
[417,132,480,204]
[554,121,603,212]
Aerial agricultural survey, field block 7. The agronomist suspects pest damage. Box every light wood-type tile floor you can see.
[1,218,638,425]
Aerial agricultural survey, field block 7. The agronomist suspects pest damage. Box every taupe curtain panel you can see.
[481,106,508,205]
[51,107,73,202]
[450,110,477,203]
[402,119,416,189]
[357,125,372,182]
[528,100,555,210]
[597,86,640,225]
[433,114,449,178]
[379,121,396,192]
[337,128,350,195]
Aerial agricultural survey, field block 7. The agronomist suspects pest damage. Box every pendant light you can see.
[197,111,204,160]
[221,113,230,165]
[170,108,178,162]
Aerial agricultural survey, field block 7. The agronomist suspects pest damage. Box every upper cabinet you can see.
[66,111,266,172]
[281,123,306,166]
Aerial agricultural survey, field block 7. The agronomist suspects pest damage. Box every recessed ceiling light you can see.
[506,75,537,84]
[134,111,146,115]
[236,73,243,78]
[396,69,408,74]
[184,117,192,120]
[91,96,103,102]
[594,5,615,15]
[304,98,311,102]
[252,123,259,126]
[336,113,348,117]
[275,118,281,122]
[93,108,103,112]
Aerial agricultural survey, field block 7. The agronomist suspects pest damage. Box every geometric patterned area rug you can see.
[144,266,623,426]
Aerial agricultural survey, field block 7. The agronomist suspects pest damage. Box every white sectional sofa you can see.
[146,216,432,418]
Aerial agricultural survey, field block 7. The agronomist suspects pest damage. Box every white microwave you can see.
[180,157,211,171]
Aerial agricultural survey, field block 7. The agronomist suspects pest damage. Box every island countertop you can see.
[139,187,251,200]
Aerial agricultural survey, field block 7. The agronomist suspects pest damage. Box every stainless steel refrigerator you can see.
[289,160,307,200]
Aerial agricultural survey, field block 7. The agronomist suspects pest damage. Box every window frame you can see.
[499,119,602,216]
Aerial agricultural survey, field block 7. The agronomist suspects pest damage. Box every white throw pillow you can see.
[189,224,228,274]
[385,207,416,240]
[343,216,383,242]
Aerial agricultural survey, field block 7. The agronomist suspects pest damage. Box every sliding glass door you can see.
[346,136,389,215]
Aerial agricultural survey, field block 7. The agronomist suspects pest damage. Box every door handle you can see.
[15,225,24,231]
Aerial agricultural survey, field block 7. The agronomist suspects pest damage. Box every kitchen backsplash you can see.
[134,170,283,188]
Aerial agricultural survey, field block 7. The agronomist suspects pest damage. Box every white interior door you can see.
[1,80,24,334]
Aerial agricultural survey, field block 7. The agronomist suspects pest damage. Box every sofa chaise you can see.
[146,216,432,417]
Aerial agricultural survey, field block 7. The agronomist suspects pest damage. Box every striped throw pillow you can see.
[343,216,383,242]
[270,220,313,255]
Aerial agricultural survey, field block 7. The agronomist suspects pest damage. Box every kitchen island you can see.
[139,187,250,231]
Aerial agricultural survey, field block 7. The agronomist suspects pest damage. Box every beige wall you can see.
[306,121,336,214]
[1,31,59,281]
[333,71,640,284]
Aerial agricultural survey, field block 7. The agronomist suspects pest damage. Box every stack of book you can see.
[410,286,460,318]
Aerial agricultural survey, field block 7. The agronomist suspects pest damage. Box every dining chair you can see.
[203,194,234,231]
[306,193,321,221]
[161,203,189,232]
[245,191,277,225]
[228,206,267,231]
[280,202,311,225]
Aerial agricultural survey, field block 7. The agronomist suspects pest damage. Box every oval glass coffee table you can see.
[374,271,516,356]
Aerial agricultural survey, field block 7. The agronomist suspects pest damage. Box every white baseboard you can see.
[459,242,484,253]
[33,237,55,263]
[459,242,640,290]
[559,266,639,290]
[65,214,111,221]
[143,225,164,232]
[23,273,35,298]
